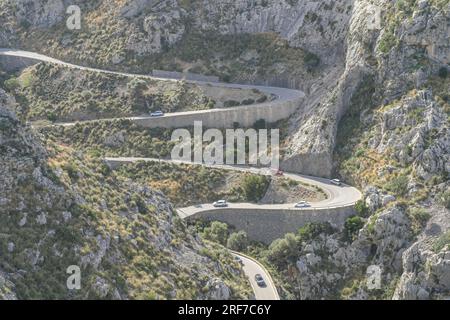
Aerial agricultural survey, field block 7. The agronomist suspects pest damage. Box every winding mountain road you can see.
[104,157,362,215]
[105,156,361,301]
[231,252,280,300]
[1,48,362,301]
[0,48,304,128]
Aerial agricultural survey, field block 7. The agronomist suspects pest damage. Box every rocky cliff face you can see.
[286,204,449,300]
[193,0,351,63]
[393,207,450,300]
[51,0,445,178]
[0,87,250,299]
[0,0,448,300]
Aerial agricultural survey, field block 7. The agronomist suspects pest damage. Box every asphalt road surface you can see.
[0,49,362,300]
[104,157,362,218]
[231,252,280,300]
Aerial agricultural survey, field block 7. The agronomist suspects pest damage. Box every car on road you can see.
[150,110,164,117]
[294,201,310,208]
[234,256,243,265]
[331,179,342,186]
[254,274,266,287]
[213,200,228,208]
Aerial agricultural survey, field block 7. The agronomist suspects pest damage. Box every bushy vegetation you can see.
[6,63,216,122]
[202,222,229,246]
[267,233,300,268]
[385,174,409,197]
[354,200,369,218]
[196,221,334,273]
[41,119,176,160]
[41,119,287,168]
[227,231,249,252]
[432,231,450,253]
[126,32,315,82]
[297,222,334,241]
[0,141,251,299]
[438,190,450,209]
[241,175,271,203]
[113,161,270,207]
[408,208,431,235]
[344,216,365,241]
[266,223,334,269]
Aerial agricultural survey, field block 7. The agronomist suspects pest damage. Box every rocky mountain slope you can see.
[1,0,448,177]
[0,87,252,299]
[0,0,448,300]
[276,204,449,300]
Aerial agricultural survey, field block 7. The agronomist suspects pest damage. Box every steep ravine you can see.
[0,87,252,300]
[0,0,448,300]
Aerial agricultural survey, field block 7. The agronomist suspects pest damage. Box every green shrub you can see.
[303,52,320,69]
[47,112,57,122]
[256,96,268,103]
[438,190,450,209]
[385,174,409,197]
[298,222,334,241]
[253,119,267,130]
[267,233,299,268]
[0,118,12,131]
[344,216,365,241]
[241,175,270,202]
[223,100,240,108]
[242,99,255,105]
[227,231,249,251]
[62,162,79,181]
[131,194,148,214]
[433,231,450,252]
[4,77,20,91]
[408,208,431,234]
[378,29,397,54]
[354,200,369,217]
[202,221,229,245]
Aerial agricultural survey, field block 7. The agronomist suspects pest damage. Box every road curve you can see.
[104,157,363,216]
[0,49,361,300]
[106,156,361,301]
[231,252,280,300]
[0,48,305,128]
[0,49,361,210]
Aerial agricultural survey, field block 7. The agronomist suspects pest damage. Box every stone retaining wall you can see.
[153,70,220,83]
[132,97,302,129]
[181,205,356,243]
[0,56,38,72]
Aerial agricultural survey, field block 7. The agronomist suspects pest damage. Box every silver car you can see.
[294,201,310,208]
[331,179,342,186]
[213,200,228,208]
[150,110,164,117]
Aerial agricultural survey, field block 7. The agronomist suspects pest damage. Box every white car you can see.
[213,200,228,208]
[294,201,310,208]
[150,110,164,117]
[331,179,342,186]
